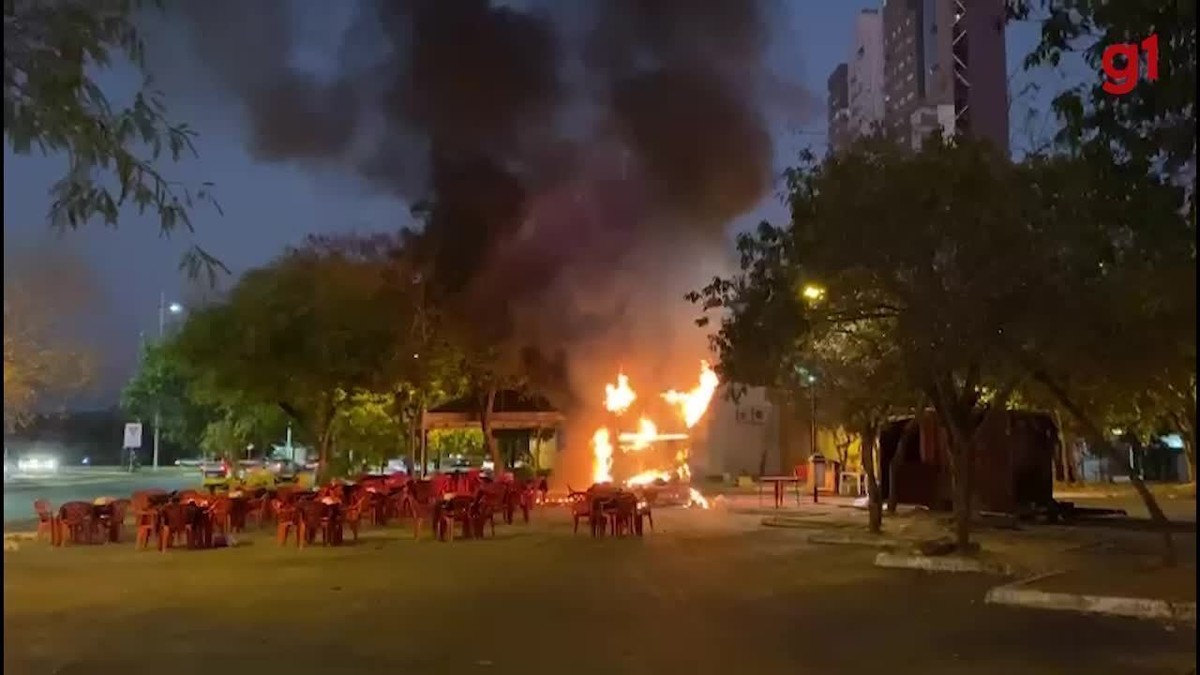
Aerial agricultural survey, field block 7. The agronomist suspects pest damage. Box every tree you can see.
[808,323,922,534]
[331,389,406,474]
[691,215,921,534]
[688,219,812,392]
[1001,148,1195,561]
[4,0,223,275]
[791,137,1036,552]
[1009,0,1196,176]
[3,244,94,429]
[172,234,418,478]
[698,137,1036,552]
[120,341,214,451]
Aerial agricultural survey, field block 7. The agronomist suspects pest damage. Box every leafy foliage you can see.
[3,0,224,275]
[695,126,1195,550]
[427,428,485,461]
[120,341,211,448]
[1009,0,1196,175]
[1006,147,1196,481]
[331,389,406,474]
[168,233,450,476]
[3,245,94,429]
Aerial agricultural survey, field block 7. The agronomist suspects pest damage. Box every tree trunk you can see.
[1030,369,1177,566]
[949,446,972,552]
[887,418,919,514]
[1053,410,1077,483]
[1175,410,1196,484]
[316,423,334,484]
[862,422,883,534]
[1184,436,1196,485]
[480,386,501,473]
[929,400,980,554]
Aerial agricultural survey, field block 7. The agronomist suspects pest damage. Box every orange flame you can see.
[619,417,659,451]
[589,361,717,510]
[604,373,636,415]
[591,428,614,484]
[662,360,720,428]
[625,469,673,487]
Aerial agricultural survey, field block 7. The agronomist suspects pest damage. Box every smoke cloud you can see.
[171,0,808,477]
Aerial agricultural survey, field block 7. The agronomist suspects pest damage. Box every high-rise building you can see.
[848,9,886,138]
[827,63,850,154]
[882,0,1009,153]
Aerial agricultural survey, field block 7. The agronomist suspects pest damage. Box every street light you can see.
[801,283,826,304]
[795,366,819,460]
[152,292,184,470]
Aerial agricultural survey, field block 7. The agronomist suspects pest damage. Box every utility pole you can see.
[153,291,165,471]
[810,387,817,460]
[152,292,184,470]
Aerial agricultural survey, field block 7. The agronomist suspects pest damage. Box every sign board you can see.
[735,406,768,426]
[123,422,143,449]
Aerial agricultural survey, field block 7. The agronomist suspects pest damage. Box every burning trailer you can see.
[584,362,717,509]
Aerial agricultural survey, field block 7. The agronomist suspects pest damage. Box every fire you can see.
[604,372,636,414]
[625,469,673,487]
[591,428,614,484]
[621,417,658,451]
[589,361,719,509]
[662,360,720,428]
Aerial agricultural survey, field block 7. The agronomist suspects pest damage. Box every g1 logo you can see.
[1101,34,1159,96]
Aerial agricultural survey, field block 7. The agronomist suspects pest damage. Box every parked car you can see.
[200,460,232,487]
[267,459,304,482]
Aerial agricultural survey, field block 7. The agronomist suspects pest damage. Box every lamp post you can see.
[806,373,818,460]
[797,283,826,467]
[152,292,184,470]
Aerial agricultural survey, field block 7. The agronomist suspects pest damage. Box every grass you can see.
[4,507,1196,675]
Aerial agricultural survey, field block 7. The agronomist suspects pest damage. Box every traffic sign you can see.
[123,422,143,449]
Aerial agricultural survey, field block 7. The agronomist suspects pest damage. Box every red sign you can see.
[1101,34,1159,96]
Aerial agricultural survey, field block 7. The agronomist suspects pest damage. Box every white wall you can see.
[693,386,781,477]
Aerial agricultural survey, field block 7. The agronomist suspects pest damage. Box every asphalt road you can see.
[3,467,197,522]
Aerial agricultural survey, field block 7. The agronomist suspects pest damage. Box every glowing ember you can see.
[604,373,636,415]
[591,428,614,484]
[662,360,720,428]
[686,487,710,509]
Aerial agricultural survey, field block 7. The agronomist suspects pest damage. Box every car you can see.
[200,460,232,486]
[16,456,59,474]
[266,459,303,482]
[175,458,203,468]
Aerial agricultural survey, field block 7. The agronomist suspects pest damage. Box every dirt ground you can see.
[4,506,1195,675]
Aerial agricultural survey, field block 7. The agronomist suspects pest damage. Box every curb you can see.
[760,516,842,530]
[874,551,1015,575]
[808,532,900,548]
[985,572,1198,624]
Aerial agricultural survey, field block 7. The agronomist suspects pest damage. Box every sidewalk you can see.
[741,491,1199,623]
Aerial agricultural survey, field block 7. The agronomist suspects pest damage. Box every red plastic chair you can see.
[56,502,94,546]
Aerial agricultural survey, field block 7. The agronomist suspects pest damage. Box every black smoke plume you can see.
[174,0,807,412]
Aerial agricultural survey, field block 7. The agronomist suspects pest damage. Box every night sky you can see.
[2,2,1083,407]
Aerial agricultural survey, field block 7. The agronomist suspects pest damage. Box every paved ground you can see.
[3,468,196,522]
[4,507,1193,675]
